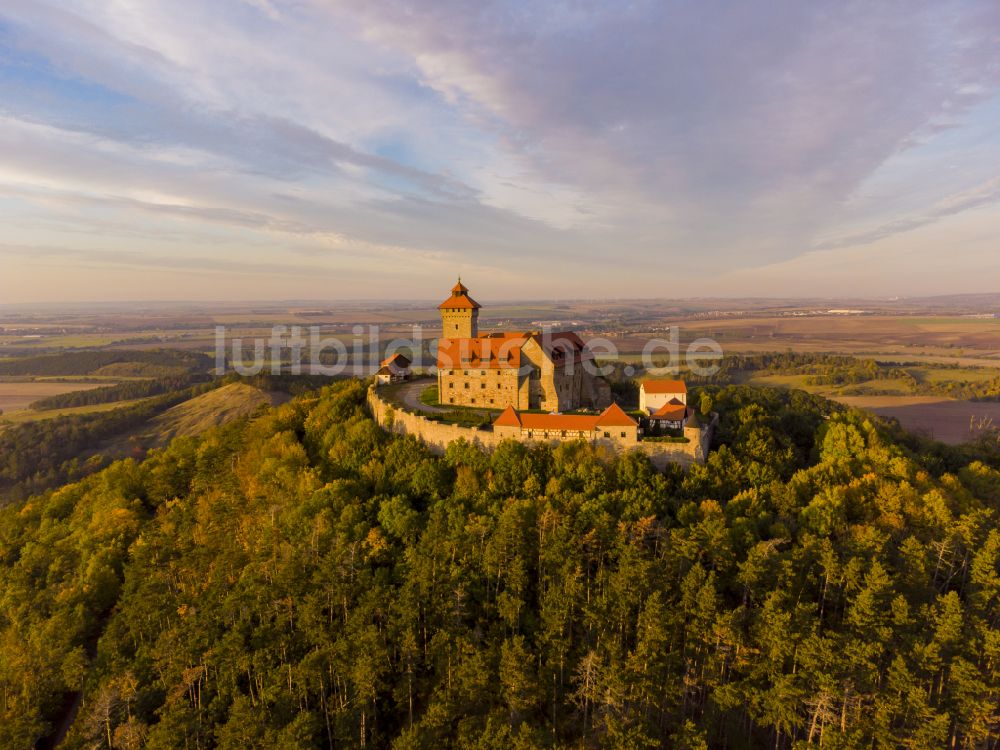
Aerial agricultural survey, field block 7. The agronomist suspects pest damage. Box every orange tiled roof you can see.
[492,403,637,432]
[438,293,481,310]
[436,330,594,370]
[517,413,602,431]
[652,403,688,421]
[436,334,526,369]
[641,379,687,394]
[595,402,638,427]
[493,406,522,427]
[439,278,481,309]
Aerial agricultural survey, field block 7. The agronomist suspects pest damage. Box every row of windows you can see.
[448,382,504,390]
[522,430,628,439]
[444,369,523,376]
[447,397,500,405]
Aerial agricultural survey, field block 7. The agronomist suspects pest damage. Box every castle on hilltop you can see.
[366,277,715,468]
[435,279,612,412]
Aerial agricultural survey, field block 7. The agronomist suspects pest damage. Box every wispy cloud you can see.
[1,0,999,301]
[816,177,1000,250]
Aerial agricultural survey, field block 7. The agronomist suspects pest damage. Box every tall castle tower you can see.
[438,278,480,339]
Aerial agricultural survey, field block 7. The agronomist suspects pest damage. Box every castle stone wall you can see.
[368,385,714,468]
[368,385,503,454]
[636,415,717,468]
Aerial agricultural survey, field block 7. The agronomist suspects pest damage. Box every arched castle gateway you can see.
[435,279,612,412]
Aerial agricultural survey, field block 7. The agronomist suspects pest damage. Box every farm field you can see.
[741,373,921,397]
[742,374,825,392]
[833,396,1000,445]
[0,399,147,427]
[0,381,111,413]
[910,366,999,383]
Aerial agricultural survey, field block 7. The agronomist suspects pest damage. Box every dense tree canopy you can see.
[0,392,191,505]
[1,380,998,748]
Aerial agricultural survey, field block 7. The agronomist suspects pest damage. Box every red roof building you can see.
[639,379,688,412]
[640,379,687,395]
[438,279,482,310]
[493,403,639,445]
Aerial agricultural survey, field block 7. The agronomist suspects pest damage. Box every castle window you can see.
[449,382,453,388]
[449,397,455,404]
[620,432,627,438]
[463,370,468,375]
[490,399,495,404]
[471,398,475,404]
[561,430,567,437]
[480,370,485,376]
[604,431,610,438]
[480,383,485,389]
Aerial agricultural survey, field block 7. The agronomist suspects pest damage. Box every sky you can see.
[1,0,999,303]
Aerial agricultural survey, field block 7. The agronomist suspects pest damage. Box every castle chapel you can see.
[435,279,611,412]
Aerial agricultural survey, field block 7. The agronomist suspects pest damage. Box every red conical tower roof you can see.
[439,277,481,309]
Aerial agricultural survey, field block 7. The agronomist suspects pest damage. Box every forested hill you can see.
[1,380,998,749]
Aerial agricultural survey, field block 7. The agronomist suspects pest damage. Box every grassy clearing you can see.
[839,378,915,396]
[415,398,497,427]
[99,382,288,453]
[743,374,823,392]
[419,384,439,407]
[907,366,999,384]
[0,381,112,413]
[743,366,998,399]
[0,399,149,425]
[8,335,124,348]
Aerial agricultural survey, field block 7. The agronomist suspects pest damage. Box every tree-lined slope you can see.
[0,380,998,748]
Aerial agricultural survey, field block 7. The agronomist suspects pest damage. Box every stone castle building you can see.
[435,279,611,412]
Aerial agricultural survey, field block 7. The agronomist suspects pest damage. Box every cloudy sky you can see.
[1,1,999,303]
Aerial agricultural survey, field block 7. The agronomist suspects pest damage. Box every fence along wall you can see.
[367,385,713,467]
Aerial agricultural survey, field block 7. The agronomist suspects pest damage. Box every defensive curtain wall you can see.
[367,383,715,469]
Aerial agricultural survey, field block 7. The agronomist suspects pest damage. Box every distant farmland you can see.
[0,381,108,414]
[835,396,1000,445]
